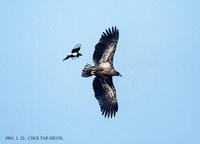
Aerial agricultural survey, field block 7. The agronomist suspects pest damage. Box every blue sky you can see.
[0,0,200,143]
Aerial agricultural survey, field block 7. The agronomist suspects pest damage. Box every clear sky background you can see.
[0,0,200,144]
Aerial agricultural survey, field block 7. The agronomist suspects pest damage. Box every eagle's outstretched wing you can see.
[93,76,118,118]
[93,26,119,66]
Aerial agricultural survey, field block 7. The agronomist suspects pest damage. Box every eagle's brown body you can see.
[91,62,121,76]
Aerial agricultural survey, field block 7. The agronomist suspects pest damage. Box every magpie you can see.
[63,43,82,61]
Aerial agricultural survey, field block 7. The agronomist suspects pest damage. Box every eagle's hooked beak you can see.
[118,73,122,77]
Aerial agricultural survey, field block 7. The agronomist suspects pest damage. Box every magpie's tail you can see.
[63,55,71,61]
[82,64,95,77]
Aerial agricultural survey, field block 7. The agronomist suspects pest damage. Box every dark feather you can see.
[71,43,81,53]
[71,47,81,53]
[63,55,71,61]
[93,26,119,66]
[93,76,118,118]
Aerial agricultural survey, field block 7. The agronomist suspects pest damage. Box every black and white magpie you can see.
[63,43,82,61]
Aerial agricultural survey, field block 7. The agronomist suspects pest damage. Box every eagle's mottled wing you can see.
[93,76,118,118]
[93,26,119,66]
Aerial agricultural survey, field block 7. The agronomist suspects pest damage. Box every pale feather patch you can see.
[72,52,78,56]
[102,79,115,99]
[99,62,111,68]
[99,43,116,64]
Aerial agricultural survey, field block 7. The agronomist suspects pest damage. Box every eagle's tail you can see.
[82,64,95,77]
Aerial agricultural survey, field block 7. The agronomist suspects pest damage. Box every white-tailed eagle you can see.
[82,26,121,118]
[63,43,82,61]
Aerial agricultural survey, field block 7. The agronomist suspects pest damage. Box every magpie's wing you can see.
[71,43,81,53]
[71,48,80,53]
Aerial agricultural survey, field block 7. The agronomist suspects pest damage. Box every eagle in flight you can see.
[82,26,121,118]
[63,43,82,61]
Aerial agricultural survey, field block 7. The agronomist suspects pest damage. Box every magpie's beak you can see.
[118,73,122,77]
